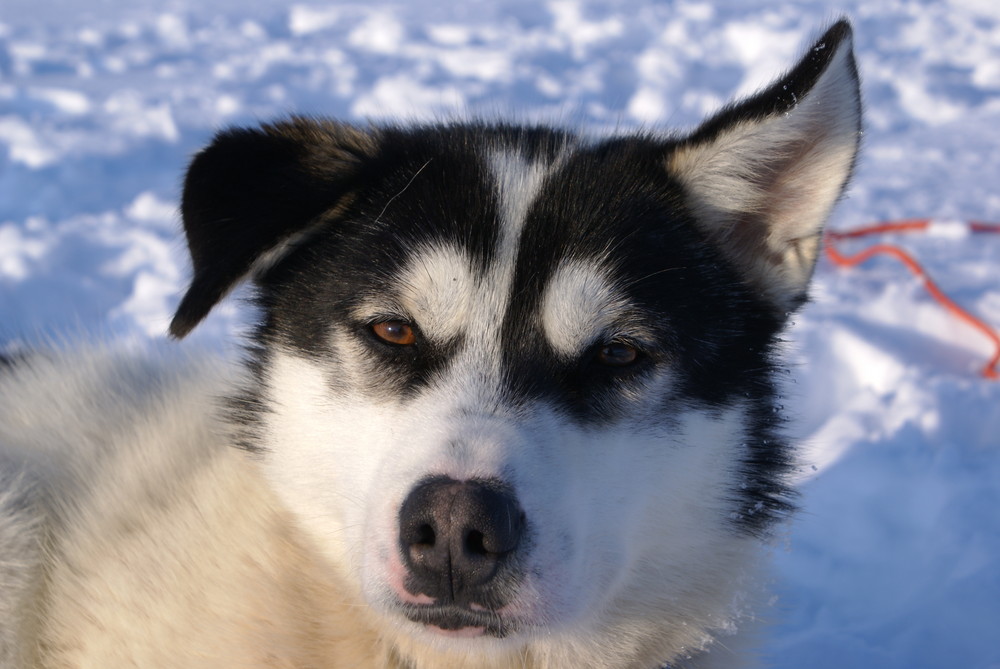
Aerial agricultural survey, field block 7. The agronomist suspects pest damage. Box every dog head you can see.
[172,21,860,666]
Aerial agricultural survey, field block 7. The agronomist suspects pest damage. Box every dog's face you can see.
[172,21,860,665]
[247,131,781,647]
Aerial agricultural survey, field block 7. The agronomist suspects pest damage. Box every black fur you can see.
[685,20,858,147]
[196,122,796,533]
[172,22,861,534]
[170,118,378,338]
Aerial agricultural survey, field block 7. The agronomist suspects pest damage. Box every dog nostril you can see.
[414,523,436,547]
[464,529,486,556]
[408,523,437,563]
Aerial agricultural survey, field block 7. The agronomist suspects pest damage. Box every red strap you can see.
[823,221,1000,381]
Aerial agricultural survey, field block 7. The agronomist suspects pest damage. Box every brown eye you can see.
[596,342,638,367]
[371,321,417,346]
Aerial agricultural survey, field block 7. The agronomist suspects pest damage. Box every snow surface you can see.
[2,1,999,666]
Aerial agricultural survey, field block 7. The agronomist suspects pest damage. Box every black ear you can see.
[668,19,862,314]
[169,118,377,339]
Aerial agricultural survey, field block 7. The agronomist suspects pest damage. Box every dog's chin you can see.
[398,603,521,640]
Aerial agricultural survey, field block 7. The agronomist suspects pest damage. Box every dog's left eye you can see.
[371,320,417,346]
[595,342,639,367]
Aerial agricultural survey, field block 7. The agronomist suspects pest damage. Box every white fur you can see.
[488,147,556,261]
[357,243,476,345]
[1,348,760,668]
[0,469,43,668]
[249,140,771,668]
[668,33,860,311]
[258,231,760,668]
[0,156,766,669]
[540,259,632,357]
[0,350,383,667]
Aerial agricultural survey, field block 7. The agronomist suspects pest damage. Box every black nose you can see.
[398,476,525,608]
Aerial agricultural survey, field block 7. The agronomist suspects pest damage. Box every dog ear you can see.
[667,19,862,314]
[169,118,377,339]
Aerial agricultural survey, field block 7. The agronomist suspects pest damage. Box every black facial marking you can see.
[227,124,797,533]
[493,137,785,417]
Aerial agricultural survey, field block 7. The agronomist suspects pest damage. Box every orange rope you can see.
[823,220,1000,381]
[970,221,1000,234]
[825,218,931,239]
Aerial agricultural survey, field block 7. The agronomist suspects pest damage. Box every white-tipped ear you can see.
[668,20,862,313]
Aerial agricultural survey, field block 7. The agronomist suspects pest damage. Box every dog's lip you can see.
[399,603,517,638]
[425,624,488,638]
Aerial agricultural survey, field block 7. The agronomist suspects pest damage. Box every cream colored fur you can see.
[668,33,860,312]
[0,351,752,669]
[0,351,385,668]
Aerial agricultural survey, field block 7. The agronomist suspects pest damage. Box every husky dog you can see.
[0,20,860,669]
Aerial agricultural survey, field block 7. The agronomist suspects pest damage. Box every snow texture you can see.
[1,1,998,667]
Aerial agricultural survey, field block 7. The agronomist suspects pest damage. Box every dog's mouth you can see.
[400,603,517,638]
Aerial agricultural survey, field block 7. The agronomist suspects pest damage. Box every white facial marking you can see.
[348,149,561,365]
[396,244,474,344]
[541,259,630,358]
[423,147,559,371]
[489,148,552,261]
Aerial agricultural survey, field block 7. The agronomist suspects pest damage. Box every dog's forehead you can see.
[393,243,627,356]
[379,139,636,354]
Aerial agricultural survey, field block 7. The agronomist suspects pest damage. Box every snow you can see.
[2,1,998,666]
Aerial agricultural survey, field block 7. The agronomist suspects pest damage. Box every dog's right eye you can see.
[371,320,417,346]
[595,342,639,367]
